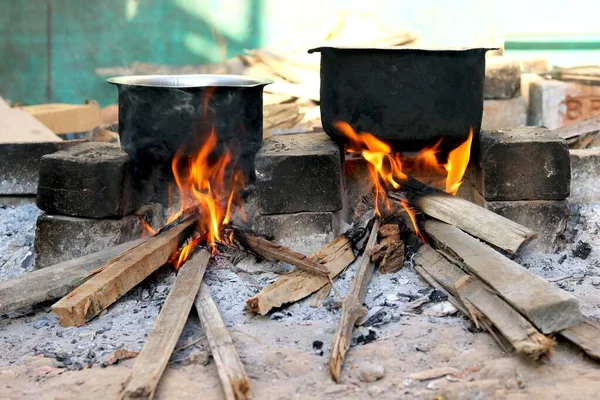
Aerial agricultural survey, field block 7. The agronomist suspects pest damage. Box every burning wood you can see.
[195,282,252,400]
[329,219,380,382]
[230,227,330,278]
[52,217,196,327]
[370,221,405,274]
[120,249,211,400]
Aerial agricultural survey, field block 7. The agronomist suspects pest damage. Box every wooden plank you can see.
[121,249,211,400]
[329,219,380,382]
[560,318,600,360]
[195,282,252,400]
[52,218,196,327]
[424,220,583,334]
[553,113,600,140]
[414,244,554,359]
[389,183,537,254]
[232,229,330,278]
[0,239,143,315]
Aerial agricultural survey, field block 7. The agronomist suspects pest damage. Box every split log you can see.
[0,239,143,315]
[232,228,330,278]
[371,223,405,274]
[553,113,600,140]
[246,211,373,315]
[195,282,252,400]
[389,181,537,254]
[329,219,380,382]
[121,249,211,400]
[52,218,196,327]
[414,244,554,359]
[423,220,583,334]
[560,318,600,361]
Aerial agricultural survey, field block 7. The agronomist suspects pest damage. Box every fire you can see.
[333,121,472,230]
[169,127,246,265]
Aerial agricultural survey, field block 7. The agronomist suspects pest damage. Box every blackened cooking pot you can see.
[308,47,494,150]
[108,74,272,180]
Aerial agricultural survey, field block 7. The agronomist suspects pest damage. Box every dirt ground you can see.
[1,199,599,399]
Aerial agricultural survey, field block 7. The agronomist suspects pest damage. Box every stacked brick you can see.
[33,142,161,267]
[481,57,527,130]
[253,132,346,255]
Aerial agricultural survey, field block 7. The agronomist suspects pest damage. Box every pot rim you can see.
[107,74,273,88]
[308,46,498,54]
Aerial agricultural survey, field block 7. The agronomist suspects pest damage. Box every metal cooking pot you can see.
[108,74,272,181]
[308,47,494,150]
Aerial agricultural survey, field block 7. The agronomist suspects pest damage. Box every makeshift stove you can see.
[2,47,599,400]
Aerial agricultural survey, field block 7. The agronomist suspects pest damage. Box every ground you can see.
[0,200,599,399]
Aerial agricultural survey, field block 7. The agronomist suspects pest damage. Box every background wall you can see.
[1,0,598,106]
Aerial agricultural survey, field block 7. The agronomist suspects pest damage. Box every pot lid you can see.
[107,74,273,88]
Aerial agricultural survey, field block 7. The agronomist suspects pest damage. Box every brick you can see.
[474,127,570,201]
[484,57,521,99]
[481,97,526,130]
[484,200,569,253]
[253,212,342,255]
[36,142,152,218]
[570,148,600,203]
[0,141,82,195]
[255,132,343,214]
[34,204,163,268]
[529,79,600,129]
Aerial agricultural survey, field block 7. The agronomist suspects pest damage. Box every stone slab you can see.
[481,96,527,130]
[34,204,163,268]
[484,57,521,99]
[255,132,343,214]
[0,141,83,195]
[253,212,341,256]
[529,79,600,129]
[570,148,600,203]
[475,127,570,201]
[36,142,153,218]
[485,200,569,253]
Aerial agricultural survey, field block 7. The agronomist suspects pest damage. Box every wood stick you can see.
[52,218,196,327]
[560,318,600,361]
[389,183,537,254]
[552,114,600,140]
[329,219,380,382]
[0,239,143,315]
[121,249,211,400]
[232,229,329,278]
[414,244,554,359]
[423,220,583,334]
[195,282,252,400]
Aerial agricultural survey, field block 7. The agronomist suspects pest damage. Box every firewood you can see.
[0,239,143,316]
[232,228,330,278]
[52,218,196,327]
[195,282,252,400]
[553,113,600,140]
[389,179,537,254]
[423,220,583,334]
[121,249,211,400]
[309,284,332,308]
[246,211,374,315]
[371,223,405,274]
[329,219,380,383]
[560,318,600,361]
[414,243,554,359]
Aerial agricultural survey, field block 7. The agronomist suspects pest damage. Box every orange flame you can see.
[333,122,472,231]
[137,215,157,238]
[169,127,246,263]
[400,199,424,240]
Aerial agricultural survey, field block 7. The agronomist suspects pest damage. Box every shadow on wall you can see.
[0,0,263,106]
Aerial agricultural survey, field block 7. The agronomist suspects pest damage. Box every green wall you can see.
[0,0,263,106]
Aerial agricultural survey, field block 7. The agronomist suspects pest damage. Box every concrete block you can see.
[529,79,600,129]
[36,142,152,218]
[34,204,162,268]
[485,200,569,253]
[475,127,570,201]
[255,132,343,214]
[570,148,600,203]
[481,97,527,130]
[0,141,82,195]
[484,57,521,99]
[253,212,341,255]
